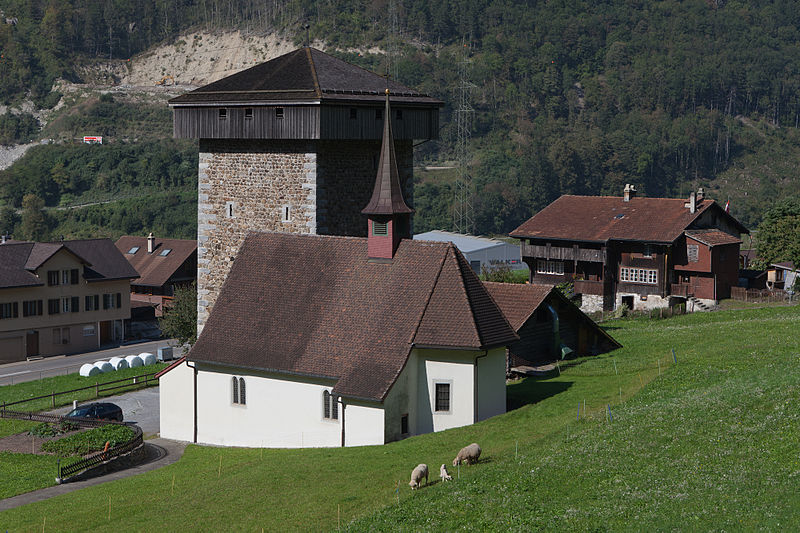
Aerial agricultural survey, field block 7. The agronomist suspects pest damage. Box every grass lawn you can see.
[0,364,166,439]
[0,306,797,531]
[0,453,59,500]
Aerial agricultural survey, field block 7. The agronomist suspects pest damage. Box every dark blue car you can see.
[65,402,123,422]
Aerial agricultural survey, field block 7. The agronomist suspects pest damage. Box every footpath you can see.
[0,437,187,511]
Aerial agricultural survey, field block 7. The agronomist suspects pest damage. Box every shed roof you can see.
[510,195,748,244]
[188,232,517,401]
[169,47,442,107]
[115,236,197,288]
[685,229,742,247]
[481,282,551,330]
[413,231,513,254]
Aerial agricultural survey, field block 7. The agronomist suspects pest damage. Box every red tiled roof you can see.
[115,236,197,288]
[510,195,746,243]
[482,282,552,330]
[685,229,741,246]
[188,232,518,401]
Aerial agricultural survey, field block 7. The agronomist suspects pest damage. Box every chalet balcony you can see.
[574,279,604,296]
[520,243,605,263]
[670,283,696,298]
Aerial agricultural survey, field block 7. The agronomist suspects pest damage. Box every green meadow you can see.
[0,306,797,531]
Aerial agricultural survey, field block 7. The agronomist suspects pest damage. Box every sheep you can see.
[453,443,481,466]
[409,463,428,489]
[440,464,452,482]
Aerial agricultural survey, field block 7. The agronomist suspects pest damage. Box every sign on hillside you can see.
[83,136,103,144]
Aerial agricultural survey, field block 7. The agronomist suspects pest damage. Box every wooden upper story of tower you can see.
[169,47,442,141]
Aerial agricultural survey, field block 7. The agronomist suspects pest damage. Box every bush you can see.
[41,425,134,456]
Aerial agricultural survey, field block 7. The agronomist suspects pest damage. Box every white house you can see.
[413,230,524,274]
[158,93,517,447]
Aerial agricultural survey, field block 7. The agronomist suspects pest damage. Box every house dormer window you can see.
[244,108,253,120]
[219,108,227,120]
[275,107,284,119]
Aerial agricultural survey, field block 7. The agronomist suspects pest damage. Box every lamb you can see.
[440,464,452,481]
[452,443,481,466]
[409,463,428,489]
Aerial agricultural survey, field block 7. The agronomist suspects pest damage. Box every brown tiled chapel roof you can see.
[188,232,517,401]
[169,47,442,107]
[510,195,748,243]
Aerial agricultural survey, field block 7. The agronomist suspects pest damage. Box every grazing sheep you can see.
[453,443,482,466]
[409,463,428,489]
[440,464,452,481]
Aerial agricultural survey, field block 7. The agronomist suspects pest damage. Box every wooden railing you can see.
[0,408,144,482]
[573,279,604,295]
[520,243,606,263]
[670,283,695,297]
[731,287,788,302]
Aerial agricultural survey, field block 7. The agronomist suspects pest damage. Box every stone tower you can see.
[170,47,442,332]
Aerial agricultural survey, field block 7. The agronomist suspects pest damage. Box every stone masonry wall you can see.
[197,139,317,332]
[316,140,413,236]
[197,138,415,333]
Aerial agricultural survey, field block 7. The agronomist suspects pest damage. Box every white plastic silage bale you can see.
[80,363,101,377]
[93,361,114,373]
[109,356,129,370]
[125,355,144,368]
[139,352,157,366]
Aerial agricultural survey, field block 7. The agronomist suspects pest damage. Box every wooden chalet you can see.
[510,186,749,312]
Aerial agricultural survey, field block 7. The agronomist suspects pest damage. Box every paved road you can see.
[0,340,186,387]
[48,386,162,437]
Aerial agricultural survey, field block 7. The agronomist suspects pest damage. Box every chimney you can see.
[147,232,155,254]
[685,192,697,214]
[696,187,705,202]
[623,183,637,202]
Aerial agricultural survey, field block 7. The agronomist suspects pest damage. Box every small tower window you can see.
[396,109,403,120]
[372,220,389,236]
[275,107,284,119]
[219,108,227,120]
[244,108,253,119]
[226,201,235,219]
[281,205,291,223]
[323,390,338,420]
[375,109,383,120]
[233,377,246,405]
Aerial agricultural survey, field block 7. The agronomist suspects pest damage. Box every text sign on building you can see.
[83,136,103,144]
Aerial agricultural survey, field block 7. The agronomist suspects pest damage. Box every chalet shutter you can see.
[116,293,122,308]
[71,269,79,284]
[71,296,80,313]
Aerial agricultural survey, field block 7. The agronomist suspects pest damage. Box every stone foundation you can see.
[579,294,604,314]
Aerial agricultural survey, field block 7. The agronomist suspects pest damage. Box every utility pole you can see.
[453,41,474,234]
[387,0,399,80]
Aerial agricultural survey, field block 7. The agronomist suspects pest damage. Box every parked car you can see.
[65,402,123,422]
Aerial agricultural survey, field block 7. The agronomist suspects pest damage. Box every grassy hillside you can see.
[0,305,797,530]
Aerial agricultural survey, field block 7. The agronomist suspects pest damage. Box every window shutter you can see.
[71,296,80,313]
[116,293,122,308]
[94,295,99,310]
[71,269,79,284]
[12,302,18,318]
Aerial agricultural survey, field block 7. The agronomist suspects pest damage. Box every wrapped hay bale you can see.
[109,356,129,370]
[125,355,144,368]
[93,361,114,373]
[80,363,101,377]
[139,352,157,366]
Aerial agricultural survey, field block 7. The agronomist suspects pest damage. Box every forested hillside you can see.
[1,0,799,239]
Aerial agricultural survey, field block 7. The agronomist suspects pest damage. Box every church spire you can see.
[362,89,413,260]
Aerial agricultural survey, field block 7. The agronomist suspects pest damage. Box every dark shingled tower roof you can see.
[188,232,518,402]
[169,47,442,106]
[362,92,413,216]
